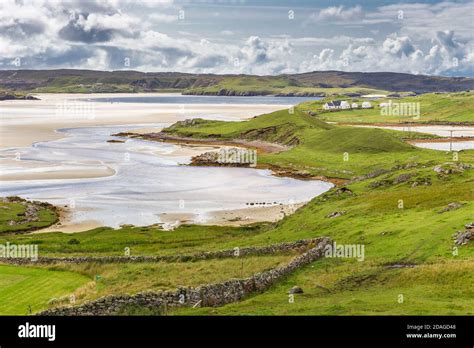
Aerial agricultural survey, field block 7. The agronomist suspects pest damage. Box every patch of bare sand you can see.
[160,203,305,228]
[36,220,104,234]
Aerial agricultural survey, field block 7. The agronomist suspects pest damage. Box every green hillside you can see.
[301,91,474,124]
[1,69,472,95]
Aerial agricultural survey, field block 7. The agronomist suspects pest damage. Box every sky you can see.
[0,0,472,76]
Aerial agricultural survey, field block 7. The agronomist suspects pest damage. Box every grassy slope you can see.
[163,107,450,178]
[300,91,474,124]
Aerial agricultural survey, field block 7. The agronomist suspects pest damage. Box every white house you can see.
[323,100,350,110]
[340,101,351,109]
[362,101,372,108]
[351,102,359,108]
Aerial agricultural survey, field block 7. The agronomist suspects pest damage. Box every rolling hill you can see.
[0,69,472,95]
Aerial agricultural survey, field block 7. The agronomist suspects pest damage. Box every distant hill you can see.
[0,69,472,95]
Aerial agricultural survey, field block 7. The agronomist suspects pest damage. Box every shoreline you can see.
[116,131,346,186]
[36,201,311,233]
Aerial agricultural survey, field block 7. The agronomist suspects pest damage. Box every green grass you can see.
[174,258,474,315]
[0,201,58,234]
[300,91,474,124]
[39,254,295,308]
[0,265,89,315]
[0,224,267,257]
[162,107,455,179]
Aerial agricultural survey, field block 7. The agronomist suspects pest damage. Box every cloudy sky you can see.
[0,0,472,76]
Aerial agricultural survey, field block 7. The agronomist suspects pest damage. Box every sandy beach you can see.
[0,93,286,149]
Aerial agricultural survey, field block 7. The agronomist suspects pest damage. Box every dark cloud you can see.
[0,19,45,39]
[59,14,116,43]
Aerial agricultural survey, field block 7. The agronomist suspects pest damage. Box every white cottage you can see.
[351,102,359,108]
[323,100,350,110]
[340,101,351,109]
[361,101,372,108]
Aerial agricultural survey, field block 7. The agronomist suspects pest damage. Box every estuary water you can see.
[0,121,332,229]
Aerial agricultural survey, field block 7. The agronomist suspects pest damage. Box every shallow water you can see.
[88,95,320,105]
[355,125,474,151]
[413,141,474,151]
[0,124,333,228]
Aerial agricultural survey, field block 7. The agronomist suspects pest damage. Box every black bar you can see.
[0,316,472,346]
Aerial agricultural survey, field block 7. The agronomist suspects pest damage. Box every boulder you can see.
[288,286,304,294]
[326,211,346,218]
[438,202,464,213]
[453,231,473,246]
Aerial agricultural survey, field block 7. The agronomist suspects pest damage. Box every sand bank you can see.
[0,93,287,149]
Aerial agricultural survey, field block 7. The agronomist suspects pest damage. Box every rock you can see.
[335,187,353,195]
[465,222,474,230]
[326,211,346,218]
[438,202,464,213]
[433,162,471,175]
[393,173,412,184]
[289,286,304,294]
[453,231,473,245]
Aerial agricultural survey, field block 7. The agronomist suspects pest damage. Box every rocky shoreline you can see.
[0,92,38,101]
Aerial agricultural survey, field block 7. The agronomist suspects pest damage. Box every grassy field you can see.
[0,265,89,315]
[299,91,474,124]
[40,254,295,308]
[0,94,473,315]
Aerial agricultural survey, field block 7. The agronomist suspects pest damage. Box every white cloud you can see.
[311,5,365,22]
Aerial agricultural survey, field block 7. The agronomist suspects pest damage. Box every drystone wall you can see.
[3,238,321,265]
[38,237,331,316]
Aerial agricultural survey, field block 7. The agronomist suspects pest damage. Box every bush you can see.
[67,238,80,245]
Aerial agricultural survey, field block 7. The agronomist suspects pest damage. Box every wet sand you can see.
[0,93,286,149]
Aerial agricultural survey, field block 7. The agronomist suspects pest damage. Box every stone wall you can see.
[3,238,320,265]
[38,237,331,316]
